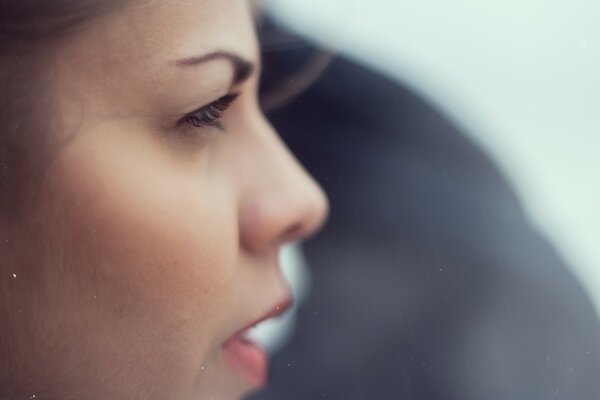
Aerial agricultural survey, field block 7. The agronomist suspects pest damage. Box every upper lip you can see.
[224,297,293,343]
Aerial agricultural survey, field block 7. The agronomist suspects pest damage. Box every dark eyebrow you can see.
[173,51,255,86]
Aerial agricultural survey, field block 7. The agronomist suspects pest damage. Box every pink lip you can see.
[230,298,292,339]
[221,298,292,389]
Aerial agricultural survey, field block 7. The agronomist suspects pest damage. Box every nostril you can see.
[279,190,329,245]
[280,223,303,243]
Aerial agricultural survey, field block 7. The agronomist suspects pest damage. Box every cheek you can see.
[68,177,236,335]
[27,132,239,396]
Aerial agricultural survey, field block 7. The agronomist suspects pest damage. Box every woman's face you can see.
[2,1,327,399]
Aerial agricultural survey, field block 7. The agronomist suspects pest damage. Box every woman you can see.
[0,1,328,399]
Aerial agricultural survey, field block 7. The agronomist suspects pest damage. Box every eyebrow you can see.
[173,51,256,86]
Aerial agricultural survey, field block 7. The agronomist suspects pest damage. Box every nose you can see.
[238,119,329,254]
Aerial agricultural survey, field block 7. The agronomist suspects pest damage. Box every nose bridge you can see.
[238,118,328,254]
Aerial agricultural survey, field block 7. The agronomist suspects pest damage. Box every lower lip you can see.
[221,336,268,389]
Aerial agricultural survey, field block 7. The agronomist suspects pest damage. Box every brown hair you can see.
[0,1,125,41]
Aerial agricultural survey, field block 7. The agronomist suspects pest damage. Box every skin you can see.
[0,1,328,399]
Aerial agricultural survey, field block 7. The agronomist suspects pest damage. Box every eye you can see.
[181,93,241,129]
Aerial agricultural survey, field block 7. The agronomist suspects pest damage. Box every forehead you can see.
[54,0,257,88]
[109,0,258,62]
[48,0,258,117]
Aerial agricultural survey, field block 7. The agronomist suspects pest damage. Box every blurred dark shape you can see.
[252,19,600,400]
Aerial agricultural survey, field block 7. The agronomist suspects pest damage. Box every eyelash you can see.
[182,93,241,129]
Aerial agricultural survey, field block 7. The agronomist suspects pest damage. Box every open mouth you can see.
[221,298,292,389]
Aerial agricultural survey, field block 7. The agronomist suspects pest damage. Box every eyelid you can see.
[179,93,241,129]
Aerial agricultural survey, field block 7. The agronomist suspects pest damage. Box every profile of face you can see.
[0,1,327,399]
